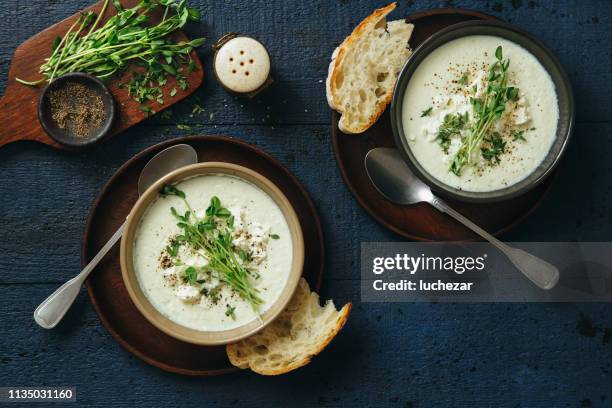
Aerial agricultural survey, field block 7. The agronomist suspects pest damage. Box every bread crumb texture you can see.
[326,2,414,134]
[226,278,351,375]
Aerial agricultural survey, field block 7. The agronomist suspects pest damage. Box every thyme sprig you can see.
[421,107,433,117]
[160,186,263,311]
[480,132,506,164]
[449,46,520,175]
[436,112,468,154]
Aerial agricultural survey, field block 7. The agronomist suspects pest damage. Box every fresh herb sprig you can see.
[436,112,468,154]
[161,187,263,311]
[225,304,236,320]
[421,107,433,117]
[449,46,519,175]
[511,129,526,141]
[17,0,204,109]
[480,132,506,164]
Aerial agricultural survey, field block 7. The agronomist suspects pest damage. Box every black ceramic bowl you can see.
[391,20,574,203]
[38,72,116,148]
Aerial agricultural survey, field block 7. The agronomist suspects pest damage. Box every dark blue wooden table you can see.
[1,1,611,406]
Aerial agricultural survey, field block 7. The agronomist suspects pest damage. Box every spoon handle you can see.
[430,197,559,290]
[33,221,126,329]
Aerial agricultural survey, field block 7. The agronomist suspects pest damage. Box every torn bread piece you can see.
[226,278,351,375]
[326,2,414,134]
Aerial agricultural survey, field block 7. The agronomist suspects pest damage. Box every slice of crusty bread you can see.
[326,2,414,134]
[226,278,351,375]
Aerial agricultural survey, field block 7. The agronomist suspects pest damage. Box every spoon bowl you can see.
[138,144,199,195]
[365,146,559,290]
[365,147,433,205]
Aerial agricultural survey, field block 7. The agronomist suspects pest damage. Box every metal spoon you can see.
[365,147,559,290]
[34,144,199,329]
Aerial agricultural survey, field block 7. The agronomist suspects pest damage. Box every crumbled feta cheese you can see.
[176,285,201,303]
[176,245,209,268]
[470,70,487,99]
[229,206,245,231]
[421,94,469,142]
[231,215,270,265]
[162,267,178,286]
[183,253,209,268]
[513,97,531,125]
[514,107,530,125]
[444,138,463,162]
[199,274,220,290]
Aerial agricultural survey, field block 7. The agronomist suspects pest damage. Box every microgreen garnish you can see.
[140,106,156,116]
[192,103,206,115]
[421,107,433,117]
[209,286,220,304]
[269,234,280,240]
[160,185,186,199]
[458,72,469,86]
[16,0,205,112]
[183,266,198,284]
[238,249,252,263]
[449,46,519,175]
[161,187,263,311]
[166,238,180,257]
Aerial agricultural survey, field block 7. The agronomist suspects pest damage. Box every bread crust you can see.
[225,280,352,376]
[248,303,352,376]
[326,3,398,134]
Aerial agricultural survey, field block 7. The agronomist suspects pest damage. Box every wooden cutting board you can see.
[0,0,203,150]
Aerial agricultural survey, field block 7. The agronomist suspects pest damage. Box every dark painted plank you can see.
[0,0,609,125]
[0,123,611,284]
[1,283,611,407]
[0,123,379,284]
[0,1,611,406]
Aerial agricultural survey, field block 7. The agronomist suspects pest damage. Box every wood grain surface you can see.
[1,1,611,407]
[0,0,203,150]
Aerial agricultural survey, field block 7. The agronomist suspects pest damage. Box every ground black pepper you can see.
[48,81,106,138]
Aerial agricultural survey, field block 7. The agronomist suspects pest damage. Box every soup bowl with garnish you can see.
[391,20,574,202]
[120,162,304,345]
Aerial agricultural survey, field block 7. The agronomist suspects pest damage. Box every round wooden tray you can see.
[82,136,325,376]
[332,9,555,241]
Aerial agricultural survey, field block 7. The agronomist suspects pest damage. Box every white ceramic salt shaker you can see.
[213,33,273,97]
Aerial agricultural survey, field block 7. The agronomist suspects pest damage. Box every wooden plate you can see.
[332,8,555,241]
[0,0,203,150]
[82,136,324,375]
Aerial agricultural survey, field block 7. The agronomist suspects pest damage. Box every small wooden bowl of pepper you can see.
[38,72,116,148]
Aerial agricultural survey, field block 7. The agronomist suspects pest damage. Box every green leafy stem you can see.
[448,46,520,175]
[160,185,263,311]
[16,0,205,101]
